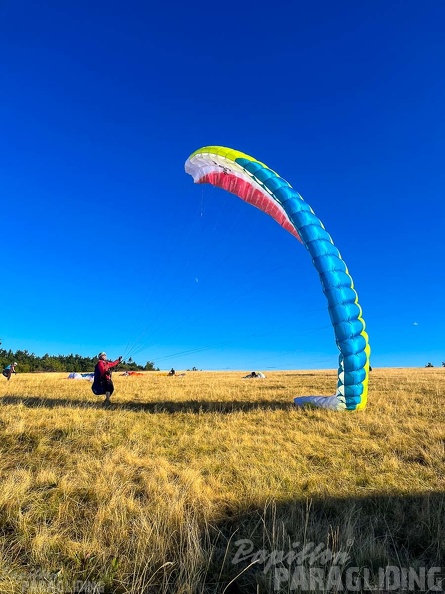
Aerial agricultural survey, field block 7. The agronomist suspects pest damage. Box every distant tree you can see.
[0,344,155,373]
[425,362,434,368]
[144,361,159,371]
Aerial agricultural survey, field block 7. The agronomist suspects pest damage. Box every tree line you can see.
[0,347,158,373]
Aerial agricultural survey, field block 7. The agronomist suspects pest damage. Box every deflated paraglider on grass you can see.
[185,146,370,411]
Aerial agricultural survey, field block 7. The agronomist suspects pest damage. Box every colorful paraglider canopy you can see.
[185,146,371,411]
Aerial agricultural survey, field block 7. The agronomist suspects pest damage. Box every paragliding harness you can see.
[92,360,117,396]
[2,365,15,379]
[92,370,114,396]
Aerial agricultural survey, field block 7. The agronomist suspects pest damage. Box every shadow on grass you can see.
[0,395,296,413]
[206,491,445,594]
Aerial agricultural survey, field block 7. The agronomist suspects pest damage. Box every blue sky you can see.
[1,0,444,370]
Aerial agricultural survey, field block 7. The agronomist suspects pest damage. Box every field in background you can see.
[0,368,444,593]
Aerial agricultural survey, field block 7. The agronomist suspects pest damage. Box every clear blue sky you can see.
[1,0,444,370]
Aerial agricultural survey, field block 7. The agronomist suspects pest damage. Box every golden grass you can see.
[0,368,444,593]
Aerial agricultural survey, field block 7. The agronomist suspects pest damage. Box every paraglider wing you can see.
[185,146,370,411]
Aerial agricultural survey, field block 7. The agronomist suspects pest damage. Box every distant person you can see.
[243,371,266,379]
[168,368,176,376]
[2,362,17,380]
[92,352,122,405]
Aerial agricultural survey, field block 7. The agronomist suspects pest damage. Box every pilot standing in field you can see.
[92,352,122,405]
[2,362,17,380]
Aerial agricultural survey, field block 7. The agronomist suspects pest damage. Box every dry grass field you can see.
[0,368,444,593]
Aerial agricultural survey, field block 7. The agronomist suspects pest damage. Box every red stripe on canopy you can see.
[199,172,301,241]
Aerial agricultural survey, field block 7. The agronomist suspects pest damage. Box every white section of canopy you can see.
[293,395,345,410]
[67,373,83,379]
